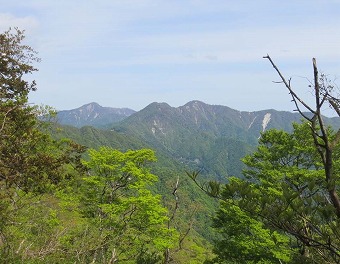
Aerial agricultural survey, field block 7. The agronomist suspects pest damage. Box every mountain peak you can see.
[57,103,135,128]
[185,100,206,106]
[140,102,173,113]
[84,102,100,106]
[83,102,101,107]
[81,102,102,112]
[183,100,207,109]
[148,102,172,108]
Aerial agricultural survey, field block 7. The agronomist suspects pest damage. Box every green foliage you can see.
[211,202,293,263]
[212,122,340,263]
[80,147,179,262]
[54,121,217,256]
[0,28,85,194]
[0,28,87,262]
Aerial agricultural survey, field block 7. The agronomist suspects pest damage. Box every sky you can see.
[1,1,340,114]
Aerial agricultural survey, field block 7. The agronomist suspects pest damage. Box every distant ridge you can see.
[57,102,135,128]
[57,100,340,131]
[111,100,340,178]
[56,100,340,179]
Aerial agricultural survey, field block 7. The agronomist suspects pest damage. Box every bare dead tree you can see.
[264,55,340,218]
[164,176,179,264]
[164,176,199,263]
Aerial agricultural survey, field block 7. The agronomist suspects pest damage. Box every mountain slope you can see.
[111,100,340,179]
[56,100,340,179]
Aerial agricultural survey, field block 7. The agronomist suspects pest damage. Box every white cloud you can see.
[0,13,39,32]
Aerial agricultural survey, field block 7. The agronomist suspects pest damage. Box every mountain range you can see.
[56,100,340,179]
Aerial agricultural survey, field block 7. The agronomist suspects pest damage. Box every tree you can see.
[211,203,293,264]
[224,123,339,262]
[0,27,84,196]
[78,147,178,263]
[201,122,340,263]
[0,28,86,262]
[190,57,340,263]
[264,55,340,219]
[0,28,39,101]
[263,55,340,261]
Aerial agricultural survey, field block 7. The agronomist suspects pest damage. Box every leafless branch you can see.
[263,55,316,120]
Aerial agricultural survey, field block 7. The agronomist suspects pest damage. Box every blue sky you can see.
[1,1,340,113]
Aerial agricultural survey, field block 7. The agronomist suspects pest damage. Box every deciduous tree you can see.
[79,147,178,263]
